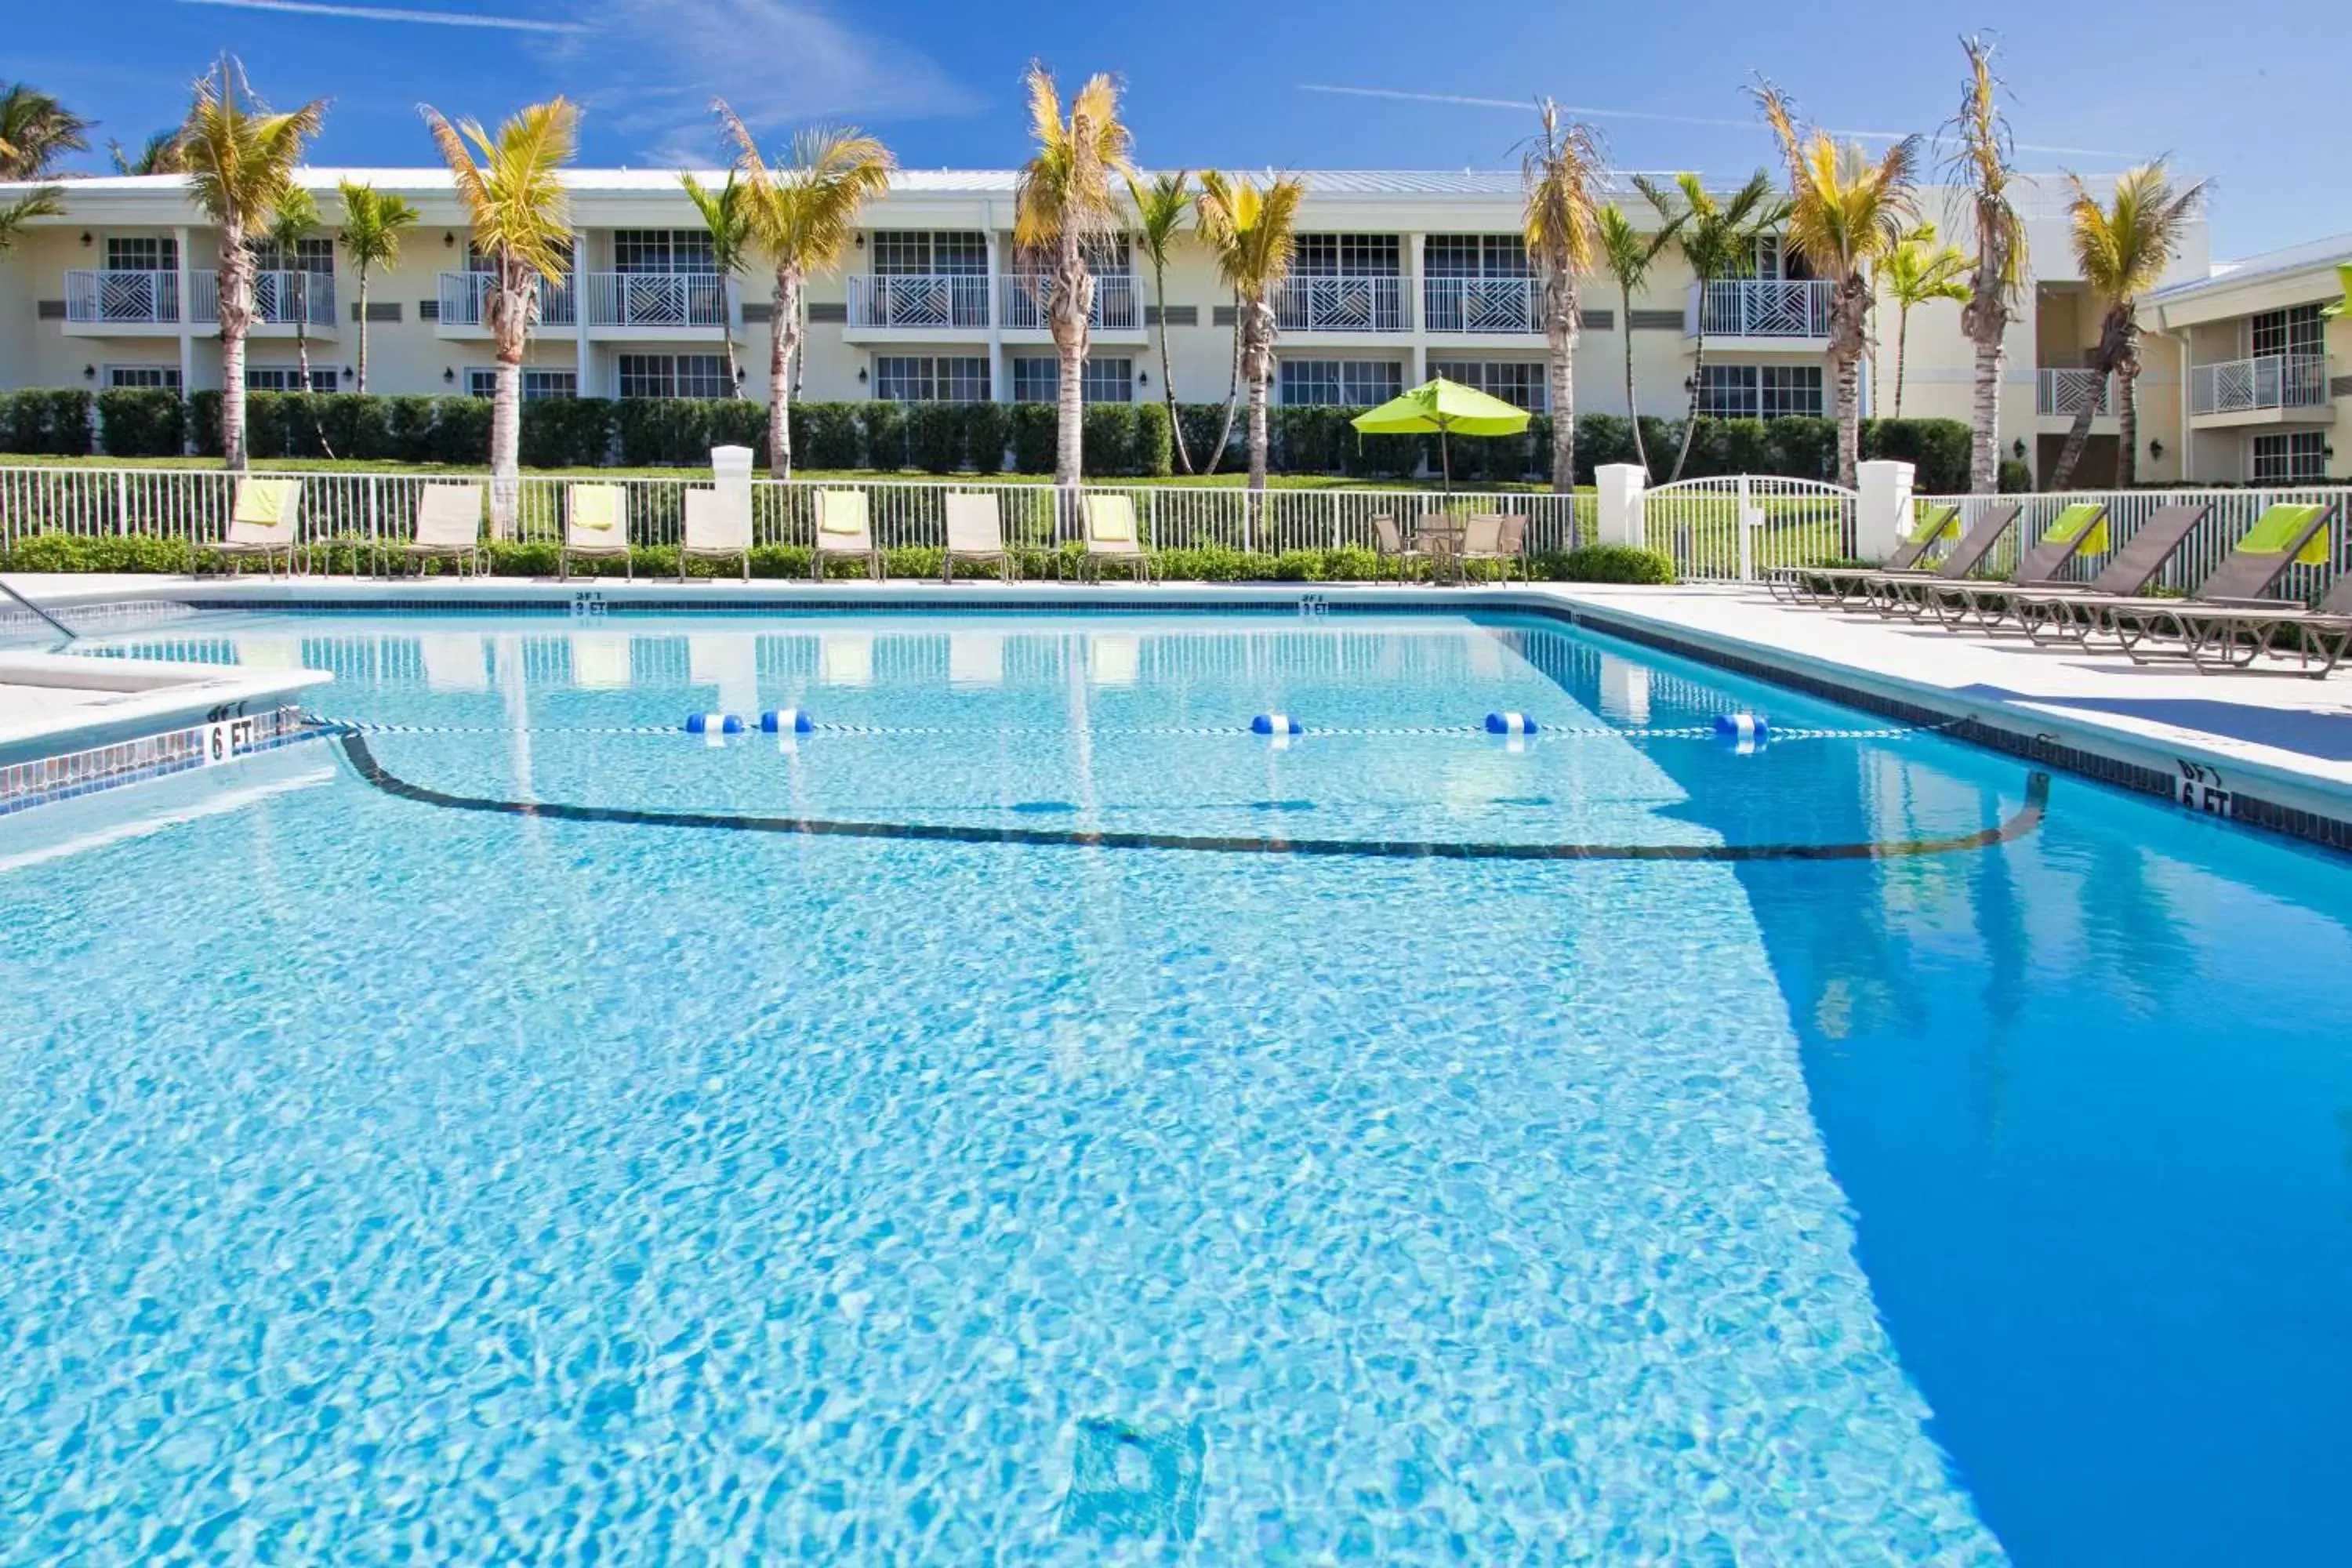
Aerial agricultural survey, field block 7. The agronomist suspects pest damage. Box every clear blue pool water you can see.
[1,609,2347,1564]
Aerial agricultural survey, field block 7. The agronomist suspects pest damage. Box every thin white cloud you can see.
[1297,83,2131,160]
[176,0,588,32]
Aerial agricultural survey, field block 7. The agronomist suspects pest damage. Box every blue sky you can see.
[15,0,2342,257]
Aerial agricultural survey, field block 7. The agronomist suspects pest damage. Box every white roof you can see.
[2147,232,2352,303]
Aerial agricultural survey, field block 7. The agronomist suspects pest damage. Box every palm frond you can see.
[1519,98,1603,282]
[337,181,419,274]
[179,56,328,240]
[0,82,96,180]
[1014,63,1134,258]
[713,100,895,275]
[1194,170,1305,299]
[0,184,66,257]
[2066,162,2205,307]
[419,97,579,283]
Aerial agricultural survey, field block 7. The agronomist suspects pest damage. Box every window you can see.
[245,365,339,393]
[617,354,732,399]
[1697,364,1823,419]
[106,236,176,271]
[466,368,579,401]
[869,230,989,276]
[1277,358,1403,407]
[2249,303,2325,361]
[1009,355,1134,404]
[1294,234,1402,277]
[1753,236,1815,282]
[250,237,334,274]
[466,238,574,274]
[1424,235,1530,278]
[2252,431,2327,483]
[612,230,716,274]
[873,355,991,402]
[106,365,182,390]
[1429,360,1547,412]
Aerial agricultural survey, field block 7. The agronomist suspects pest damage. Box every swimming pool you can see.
[1,608,2345,1563]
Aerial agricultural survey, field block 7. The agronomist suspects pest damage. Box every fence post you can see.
[1595,463,1646,550]
[114,470,129,538]
[1854,459,1915,564]
[1736,474,1755,581]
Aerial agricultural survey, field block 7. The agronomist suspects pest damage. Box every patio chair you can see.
[192,477,303,578]
[2092,500,2347,670]
[389,483,485,578]
[1414,512,1467,585]
[1912,503,2109,630]
[1080,494,1158,583]
[560,484,631,580]
[1370,514,1437,584]
[1980,504,2214,643]
[1460,512,1529,583]
[1766,503,1957,606]
[1847,503,2022,617]
[942,492,1018,583]
[680,486,752,582]
[2191,567,2352,679]
[811,489,884,580]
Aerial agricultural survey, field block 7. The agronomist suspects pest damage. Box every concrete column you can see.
[173,226,194,416]
[983,220,1009,402]
[710,442,753,504]
[1855,459,1915,562]
[1595,463,1646,549]
[573,228,593,397]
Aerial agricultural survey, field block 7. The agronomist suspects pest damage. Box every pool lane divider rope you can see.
[314,717,1946,742]
[328,728,2049,863]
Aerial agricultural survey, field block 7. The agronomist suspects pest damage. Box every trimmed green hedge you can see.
[0,389,94,456]
[94,389,184,457]
[1,529,1675,586]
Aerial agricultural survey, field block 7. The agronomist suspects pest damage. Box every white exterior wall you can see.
[0,168,2230,477]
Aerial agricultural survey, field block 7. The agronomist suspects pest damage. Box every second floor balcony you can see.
[2190,354,2329,418]
[65,268,180,325]
[64,267,334,329]
[998,274,1140,332]
[1272,274,1410,334]
[846,272,990,330]
[582,270,730,330]
[2036,368,2113,417]
[189,270,336,330]
[437,270,579,329]
[1697,279,1832,339]
[1423,276,1541,334]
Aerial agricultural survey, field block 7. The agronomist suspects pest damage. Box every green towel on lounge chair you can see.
[2238,503,2331,566]
[1907,503,1959,547]
[2041,503,2109,557]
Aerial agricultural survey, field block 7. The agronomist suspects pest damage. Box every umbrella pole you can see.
[1439,420,1452,493]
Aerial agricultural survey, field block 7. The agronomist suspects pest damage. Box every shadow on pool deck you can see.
[1954,684,2352,763]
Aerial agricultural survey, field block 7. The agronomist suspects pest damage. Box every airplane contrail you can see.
[176,0,590,34]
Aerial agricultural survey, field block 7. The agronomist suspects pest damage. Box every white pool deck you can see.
[6,572,2352,836]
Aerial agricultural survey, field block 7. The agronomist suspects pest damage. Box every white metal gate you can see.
[1643,474,1857,581]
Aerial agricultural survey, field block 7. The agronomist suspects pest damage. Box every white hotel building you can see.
[0,165,2342,485]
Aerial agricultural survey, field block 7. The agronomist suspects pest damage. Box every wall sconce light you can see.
[444,231,456,248]
[2011,437,2027,460]
[1137,369,1149,387]
[442,366,456,383]
[79,231,93,247]
[856,366,868,383]
[854,234,864,249]
[81,364,96,380]
[342,366,355,380]
[2149,438,2165,461]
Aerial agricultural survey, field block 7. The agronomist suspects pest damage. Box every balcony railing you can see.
[64,269,181,325]
[437,270,579,328]
[1697,279,1832,338]
[1272,274,1410,333]
[998,274,1140,332]
[2190,354,2329,416]
[844,273,990,330]
[187,269,337,328]
[2036,368,2113,417]
[1422,276,1542,334]
[583,270,730,329]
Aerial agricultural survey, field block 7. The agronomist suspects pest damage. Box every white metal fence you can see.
[2035,368,2112,416]
[1697,280,1831,339]
[2190,354,2328,416]
[1645,475,1857,582]
[1272,276,1410,334]
[437,270,579,328]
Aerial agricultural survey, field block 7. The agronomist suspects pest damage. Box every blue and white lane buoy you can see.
[760,708,814,734]
[1715,712,1769,754]
[1251,713,1304,735]
[684,712,747,735]
[1485,711,1539,735]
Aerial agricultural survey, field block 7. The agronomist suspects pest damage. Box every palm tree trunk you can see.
[1152,263,1190,474]
[2116,358,2140,488]
[767,267,798,478]
[1669,324,1705,484]
[1621,281,1647,476]
[1893,306,1910,420]
[355,267,371,395]
[1546,283,1577,492]
[1243,308,1271,493]
[218,230,252,472]
[485,263,527,538]
[1968,318,2005,494]
[1832,349,1862,489]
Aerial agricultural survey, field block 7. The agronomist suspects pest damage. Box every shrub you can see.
[963,401,1011,475]
[1132,401,1174,478]
[96,389,185,457]
[790,401,863,469]
[426,396,492,466]
[1082,402,1139,475]
[380,395,441,463]
[1178,402,1237,474]
[187,390,224,458]
[1998,458,2033,494]
[1864,418,1973,493]
[0,389,94,456]
[906,401,965,474]
[1008,403,1058,474]
[858,401,908,471]
[521,397,615,468]
[1541,543,1675,584]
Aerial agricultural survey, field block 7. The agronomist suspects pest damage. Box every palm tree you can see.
[679,169,753,396]
[1014,63,1134,488]
[0,186,64,257]
[1757,84,1919,488]
[1633,169,1781,482]
[2049,163,2205,489]
[716,104,893,477]
[336,180,418,394]
[1520,100,1604,492]
[262,185,325,391]
[0,82,93,179]
[421,96,578,530]
[1948,35,2028,494]
[1593,205,1681,476]
[1193,170,1305,492]
[110,130,187,176]
[1876,223,1969,419]
[178,56,327,473]
[1126,169,1193,472]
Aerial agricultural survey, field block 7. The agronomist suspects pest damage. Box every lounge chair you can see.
[680,487,752,581]
[942,492,1018,583]
[390,483,485,578]
[1460,513,1530,583]
[561,484,631,580]
[1912,503,2109,630]
[1848,503,2022,617]
[1766,503,1958,606]
[1983,504,2214,644]
[2094,501,2346,670]
[1080,494,1157,583]
[811,489,883,580]
[1370,514,1439,583]
[2196,569,2352,679]
[193,477,302,578]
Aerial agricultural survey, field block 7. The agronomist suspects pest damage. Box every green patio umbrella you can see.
[1350,375,1532,491]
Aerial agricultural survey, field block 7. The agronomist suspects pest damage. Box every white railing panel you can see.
[583,271,729,329]
[64,269,181,325]
[1422,277,1542,334]
[848,274,991,330]
[996,274,1140,332]
[1644,475,1857,582]
[2190,354,2329,416]
[1272,275,1409,334]
[2035,368,2112,417]
[1698,279,1832,338]
[186,270,335,327]
[437,270,577,328]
